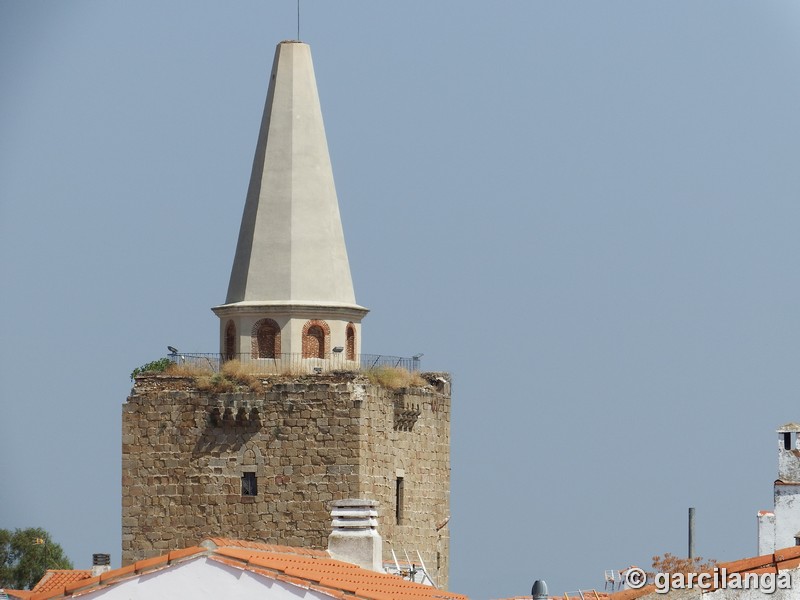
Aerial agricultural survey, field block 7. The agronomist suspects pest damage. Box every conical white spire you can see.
[213,41,367,360]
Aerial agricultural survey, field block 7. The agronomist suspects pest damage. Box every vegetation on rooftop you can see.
[196,361,262,393]
[131,358,430,391]
[363,366,426,389]
[130,357,172,380]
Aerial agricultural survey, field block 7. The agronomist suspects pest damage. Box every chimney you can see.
[531,580,548,600]
[91,554,111,577]
[327,499,382,572]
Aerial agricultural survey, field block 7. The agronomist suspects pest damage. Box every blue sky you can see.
[2,2,800,598]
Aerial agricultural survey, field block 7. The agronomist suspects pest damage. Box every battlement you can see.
[122,371,451,587]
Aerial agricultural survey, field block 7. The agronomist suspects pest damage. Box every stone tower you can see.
[122,40,452,587]
[212,41,368,363]
[758,422,800,554]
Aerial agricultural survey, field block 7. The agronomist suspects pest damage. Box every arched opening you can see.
[302,320,330,359]
[305,325,325,358]
[251,319,280,359]
[224,321,236,361]
[346,323,356,360]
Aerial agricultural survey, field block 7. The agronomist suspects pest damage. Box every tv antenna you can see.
[385,545,437,588]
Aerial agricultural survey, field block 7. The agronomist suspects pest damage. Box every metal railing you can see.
[164,352,422,374]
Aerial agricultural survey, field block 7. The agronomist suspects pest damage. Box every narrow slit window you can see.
[395,477,404,525]
[242,472,257,496]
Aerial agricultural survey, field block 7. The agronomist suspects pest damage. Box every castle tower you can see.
[212,41,368,363]
[123,40,451,587]
[757,422,800,554]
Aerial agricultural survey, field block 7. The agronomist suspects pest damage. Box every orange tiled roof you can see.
[719,545,800,575]
[31,571,92,594]
[204,537,329,557]
[27,539,466,600]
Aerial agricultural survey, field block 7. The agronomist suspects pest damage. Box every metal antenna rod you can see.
[297,0,301,41]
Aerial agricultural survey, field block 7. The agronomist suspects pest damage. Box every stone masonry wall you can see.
[122,371,451,587]
[354,377,451,588]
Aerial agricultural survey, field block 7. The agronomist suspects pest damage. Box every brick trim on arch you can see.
[302,319,330,359]
[251,318,281,359]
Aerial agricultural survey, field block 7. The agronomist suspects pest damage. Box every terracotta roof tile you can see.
[31,571,92,594]
[213,544,466,600]
[719,545,800,575]
[721,554,775,573]
[30,588,65,600]
[204,537,328,557]
[780,557,800,570]
[212,544,464,600]
[168,546,205,562]
[355,589,396,600]
[133,554,168,572]
[774,546,800,562]
[101,563,135,581]
[310,583,347,599]
[25,538,466,600]
[63,575,99,595]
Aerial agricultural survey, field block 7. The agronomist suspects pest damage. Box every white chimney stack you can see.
[327,499,383,572]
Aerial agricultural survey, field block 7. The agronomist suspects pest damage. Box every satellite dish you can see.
[167,346,178,354]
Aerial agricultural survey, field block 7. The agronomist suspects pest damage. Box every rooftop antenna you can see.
[297,0,301,41]
[416,549,437,588]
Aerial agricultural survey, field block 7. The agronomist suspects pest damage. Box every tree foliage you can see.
[0,528,73,590]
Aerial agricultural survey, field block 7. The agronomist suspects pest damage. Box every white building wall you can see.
[756,427,800,555]
[774,484,800,551]
[83,557,336,600]
[757,511,775,556]
[777,430,800,482]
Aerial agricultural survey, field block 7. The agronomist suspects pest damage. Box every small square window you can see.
[242,472,257,496]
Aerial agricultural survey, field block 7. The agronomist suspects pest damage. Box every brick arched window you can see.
[251,319,281,359]
[302,320,330,359]
[224,320,236,361]
[346,323,356,360]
